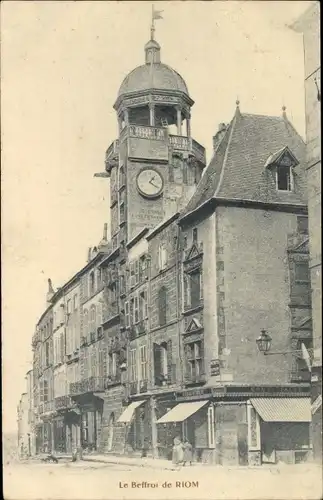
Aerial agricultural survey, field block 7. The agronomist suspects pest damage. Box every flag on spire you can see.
[151,5,163,40]
[152,6,163,20]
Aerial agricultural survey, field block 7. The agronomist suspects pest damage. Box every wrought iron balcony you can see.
[106,372,122,387]
[69,376,106,396]
[54,395,75,411]
[184,371,206,385]
[38,400,55,415]
[129,320,146,340]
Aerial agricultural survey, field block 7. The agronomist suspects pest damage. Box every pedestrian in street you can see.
[172,436,184,465]
[182,439,193,466]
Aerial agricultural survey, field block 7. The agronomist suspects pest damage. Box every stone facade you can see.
[292,2,321,462]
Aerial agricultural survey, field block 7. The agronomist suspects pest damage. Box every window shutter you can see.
[167,340,173,382]
[133,294,139,324]
[135,260,139,284]
[158,287,167,325]
[184,345,191,380]
[60,333,64,363]
[125,301,130,327]
[129,262,136,288]
[153,343,162,383]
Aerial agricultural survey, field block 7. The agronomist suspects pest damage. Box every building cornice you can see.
[179,197,308,227]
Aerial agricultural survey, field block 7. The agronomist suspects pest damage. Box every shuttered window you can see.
[139,345,147,380]
[158,286,167,326]
[125,301,130,327]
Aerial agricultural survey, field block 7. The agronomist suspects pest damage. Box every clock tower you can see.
[104,30,206,244]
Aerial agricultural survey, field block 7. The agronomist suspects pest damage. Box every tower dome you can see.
[117,38,189,99]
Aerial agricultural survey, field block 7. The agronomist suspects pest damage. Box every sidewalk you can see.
[80,453,322,473]
[82,453,180,470]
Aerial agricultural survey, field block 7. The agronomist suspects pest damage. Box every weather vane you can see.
[151,5,163,40]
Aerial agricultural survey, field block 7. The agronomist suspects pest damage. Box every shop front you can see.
[117,399,150,455]
[155,389,311,466]
[249,398,312,465]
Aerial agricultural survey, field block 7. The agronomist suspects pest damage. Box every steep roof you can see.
[182,108,307,218]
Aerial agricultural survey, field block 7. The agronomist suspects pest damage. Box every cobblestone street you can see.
[4,460,322,500]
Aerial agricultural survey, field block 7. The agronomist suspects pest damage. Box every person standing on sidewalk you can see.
[182,439,193,466]
[172,436,184,464]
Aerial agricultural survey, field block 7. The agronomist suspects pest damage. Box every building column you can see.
[149,103,155,126]
[118,115,123,134]
[124,108,129,126]
[150,397,158,458]
[186,113,191,138]
[176,107,182,135]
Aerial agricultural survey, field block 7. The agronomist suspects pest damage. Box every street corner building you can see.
[19,12,320,467]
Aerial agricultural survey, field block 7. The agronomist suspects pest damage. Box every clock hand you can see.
[150,181,159,189]
[149,176,155,184]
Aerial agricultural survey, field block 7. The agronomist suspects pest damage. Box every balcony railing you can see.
[117,125,206,164]
[106,372,122,387]
[69,376,106,396]
[54,395,75,410]
[39,400,55,415]
[129,125,167,141]
[129,320,146,340]
[184,372,206,385]
[105,139,119,161]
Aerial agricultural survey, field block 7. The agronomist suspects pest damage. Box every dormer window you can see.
[265,146,298,193]
[276,165,293,191]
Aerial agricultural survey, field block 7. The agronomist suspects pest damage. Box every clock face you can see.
[136,168,164,198]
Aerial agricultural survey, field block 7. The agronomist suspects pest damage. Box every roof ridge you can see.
[214,115,237,197]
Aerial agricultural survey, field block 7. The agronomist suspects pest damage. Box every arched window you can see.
[90,305,96,334]
[158,286,167,326]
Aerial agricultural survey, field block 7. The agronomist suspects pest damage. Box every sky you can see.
[1,0,310,433]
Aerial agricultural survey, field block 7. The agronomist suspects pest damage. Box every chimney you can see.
[87,247,92,263]
[212,123,227,153]
[46,278,55,304]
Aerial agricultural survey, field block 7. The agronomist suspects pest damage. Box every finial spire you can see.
[282,105,287,119]
[151,5,163,41]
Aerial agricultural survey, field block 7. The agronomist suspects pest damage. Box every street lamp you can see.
[256,329,313,365]
[256,329,272,354]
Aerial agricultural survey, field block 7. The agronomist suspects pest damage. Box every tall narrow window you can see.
[73,294,78,311]
[190,270,201,309]
[158,244,167,271]
[140,345,147,380]
[125,301,130,328]
[129,349,137,382]
[83,309,89,339]
[158,286,167,326]
[90,305,96,334]
[193,228,198,242]
[133,295,139,324]
[276,166,292,191]
[295,261,310,283]
[139,290,148,321]
[89,271,96,295]
[45,341,50,367]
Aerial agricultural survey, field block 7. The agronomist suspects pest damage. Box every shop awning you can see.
[117,401,145,423]
[156,401,208,424]
[250,398,311,422]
